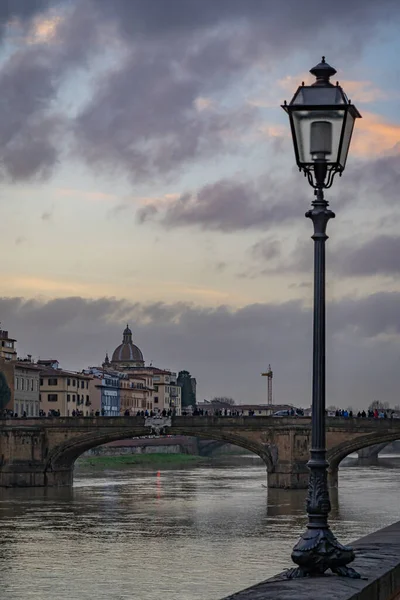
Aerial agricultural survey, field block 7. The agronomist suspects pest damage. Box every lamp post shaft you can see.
[306,187,333,528]
[289,188,359,578]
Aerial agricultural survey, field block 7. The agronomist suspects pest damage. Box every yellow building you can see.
[39,360,92,416]
[152,369,182,415]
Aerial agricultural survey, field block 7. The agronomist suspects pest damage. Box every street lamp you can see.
[282,57,361,578]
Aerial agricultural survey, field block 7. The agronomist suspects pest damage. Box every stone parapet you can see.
[221,521,400,600]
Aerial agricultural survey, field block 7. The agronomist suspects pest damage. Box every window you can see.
[67,378,71,386]
[36,380,39,392]
[31,379,34,391]
[21,379,24,391]
[154,397,158,403]
[154,385,158,392]
[72,379,76,386]
[86,381,88,389]
[48,394,58,402]
[48,378,58,386]
[16,377,19,390]
[86,395,89,401]
[39,394,41,402]
[72,394,76,402]
[81,381,84,389]
[67,394,71,402]
[15,403,19,415]
[40,378,43,386]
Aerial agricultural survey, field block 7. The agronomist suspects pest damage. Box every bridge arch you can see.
[44,425,274,485]
[327,431,400,486]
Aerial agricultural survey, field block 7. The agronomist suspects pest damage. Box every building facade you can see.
[152,369,181,415]
[0,328,17,361]
[39,361,92,416]
[97,375,120,416]
[120,374,151,414]
[14,361,41,416]
[0,358,41,416]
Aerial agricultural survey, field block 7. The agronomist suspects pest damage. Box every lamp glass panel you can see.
[338,110,356,169]
[291,109,345,165]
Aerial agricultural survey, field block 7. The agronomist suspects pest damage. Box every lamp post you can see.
[282,57,361,578]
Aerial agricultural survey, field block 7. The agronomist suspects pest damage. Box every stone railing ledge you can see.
[221,521,400,600]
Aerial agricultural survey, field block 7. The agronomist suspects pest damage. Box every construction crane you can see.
[261,364,273,404]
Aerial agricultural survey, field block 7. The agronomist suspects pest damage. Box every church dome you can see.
[111,324,144,366]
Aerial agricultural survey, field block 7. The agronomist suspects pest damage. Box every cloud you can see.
[136,177,305,232]
[0,1,59,39]
[250,238,282,261]
[351,112,400,157]
[89,0,400,50]
[0,1,103,181]
[341,153,400,207]
[249,232,400,281]
[336,235,400,277]
[73,46,258,180]
[2,292,400,409]
[0,0,399,182]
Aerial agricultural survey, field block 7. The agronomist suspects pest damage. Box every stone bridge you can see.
[1,416,400,489]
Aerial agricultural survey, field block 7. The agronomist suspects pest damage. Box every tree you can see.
[177,370,195,408]
[0,372,11,411]
[211,397,235,405]
[368,400,389,411]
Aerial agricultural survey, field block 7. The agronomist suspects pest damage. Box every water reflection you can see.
[0,456,399,600]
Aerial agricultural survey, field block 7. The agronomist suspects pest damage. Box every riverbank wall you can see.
[221,520,400,600]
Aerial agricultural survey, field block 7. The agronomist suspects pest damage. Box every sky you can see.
[1,0,400,409]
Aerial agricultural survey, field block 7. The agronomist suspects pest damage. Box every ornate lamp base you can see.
[286,527,360,579]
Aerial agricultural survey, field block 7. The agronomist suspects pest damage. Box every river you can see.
[0,455,400,600]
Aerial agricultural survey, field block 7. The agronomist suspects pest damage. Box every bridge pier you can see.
[267,462,309,489]
[44,466,73,487]
[328,465,338,488]
[0,462,47,487]
[357,443,387,465]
